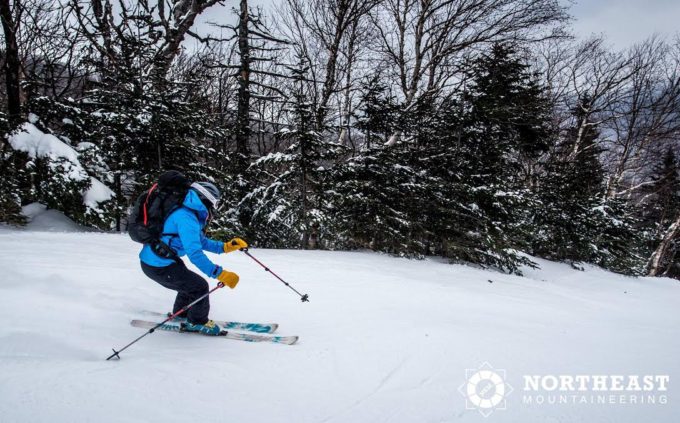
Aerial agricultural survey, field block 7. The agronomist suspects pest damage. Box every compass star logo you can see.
[458,362,513,417]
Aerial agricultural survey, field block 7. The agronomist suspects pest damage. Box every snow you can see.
[8,123,113,211]
[18,203,91,233]
[83,177,115,210]
[8,122,87,181]
[76,142,96,151]
[253,151,294,165]
[0,231,678,422]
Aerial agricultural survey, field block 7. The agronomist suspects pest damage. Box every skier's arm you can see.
[201,236,225,255]
[200,236,247,254]
[177,214,222,278]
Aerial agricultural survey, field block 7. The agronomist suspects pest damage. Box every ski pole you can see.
[106,282,225,360]
[240,248,309,302]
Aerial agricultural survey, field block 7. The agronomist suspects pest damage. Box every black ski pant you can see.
[140,261,210,325]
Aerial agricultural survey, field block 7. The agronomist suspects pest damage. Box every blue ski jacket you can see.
[139,189,225,278]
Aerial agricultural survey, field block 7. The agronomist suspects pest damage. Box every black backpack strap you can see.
[151,240,182,264]
[152,206,196,263]
[152,206,204,264]
[153,206,183,254]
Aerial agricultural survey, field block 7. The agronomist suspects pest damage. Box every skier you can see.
[139,181,248,335]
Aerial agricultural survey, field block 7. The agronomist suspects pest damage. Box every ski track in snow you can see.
[0,229,678,423]
[321,355,411,423]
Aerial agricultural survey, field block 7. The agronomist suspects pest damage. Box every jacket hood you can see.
[183,189,209,221]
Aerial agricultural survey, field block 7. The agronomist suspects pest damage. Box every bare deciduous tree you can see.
[278,0,381,131]
[70,0,221,87]
[603,37,680,200]
[369,0,568,145]
[18,1,88,101]
[0,0,23,122]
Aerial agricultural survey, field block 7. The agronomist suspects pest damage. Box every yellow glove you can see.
[217,270,240,289]
[224,237,248,253]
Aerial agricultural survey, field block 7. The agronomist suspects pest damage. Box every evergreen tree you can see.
[4,106,95,224]
[0,111,26,225]
[241,62,345,248]
[25,66,220,230]
[419,44,552,272]
[331,143,426,256]
[460,43,552,184]
[532,97,603,263]
[333,44,552,273]
[639,147,680,276]
[531,96,641,273]
[354,75,400,149]
[24,96,116,228]
[332,91,439,259]
[417,97,535,273]
[640,147,680,231]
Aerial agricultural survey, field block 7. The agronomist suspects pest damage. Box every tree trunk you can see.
[300,136,309,248]
[114,172,121,232]
[0,0,22,123]
[314,9,346,131]
[647,213,680,276]
[385,131,401,146]
[235,0,251,163]
[300,167,309,249]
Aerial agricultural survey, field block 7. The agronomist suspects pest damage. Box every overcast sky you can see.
[196,0,680,50]
[570,0,680,48]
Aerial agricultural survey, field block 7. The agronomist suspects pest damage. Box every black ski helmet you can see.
[191,181,221,210]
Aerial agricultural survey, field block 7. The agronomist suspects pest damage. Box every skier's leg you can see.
[140,261,210,323]
[172,291,192,318]
[169,265,210,325]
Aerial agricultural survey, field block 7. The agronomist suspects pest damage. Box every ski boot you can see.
[181,320,222,336]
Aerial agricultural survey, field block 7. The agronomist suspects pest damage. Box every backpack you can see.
[128,170,192,260]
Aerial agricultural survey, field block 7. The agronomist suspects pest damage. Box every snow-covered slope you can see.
[0,231,678,423]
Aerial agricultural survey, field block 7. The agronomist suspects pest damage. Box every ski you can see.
[130,320,298,345]
[139,311,278,334]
